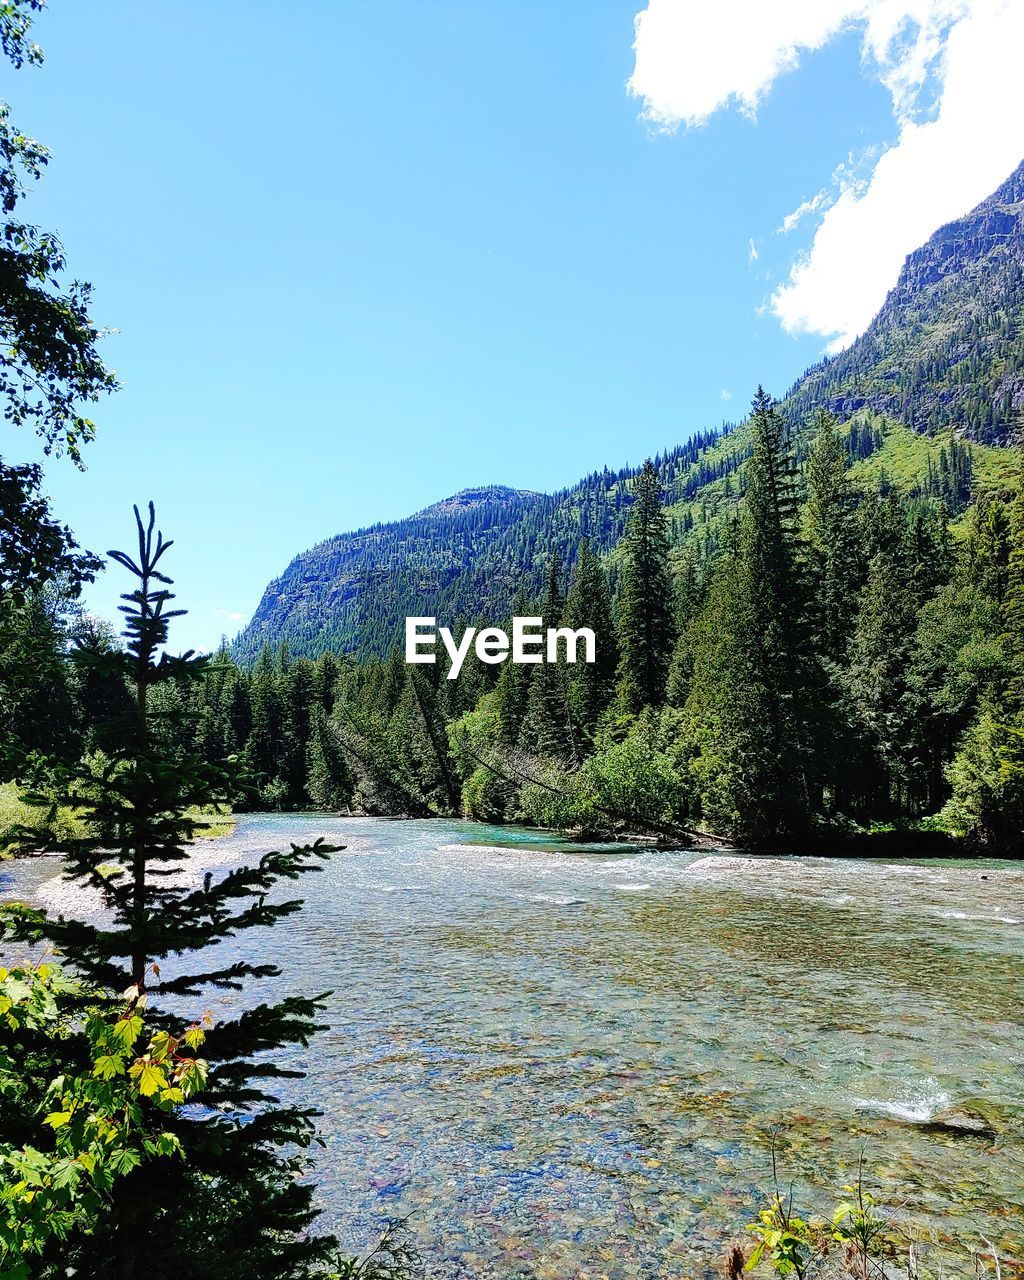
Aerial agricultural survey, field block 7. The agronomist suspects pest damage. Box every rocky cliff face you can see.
[896,160,1024,296]
[791,158,1024,442]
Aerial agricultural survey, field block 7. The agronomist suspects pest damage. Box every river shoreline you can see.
[242,809,1024,862]
[4,798,1018,865]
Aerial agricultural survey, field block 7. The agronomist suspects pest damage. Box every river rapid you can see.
[3,814,1022,1278]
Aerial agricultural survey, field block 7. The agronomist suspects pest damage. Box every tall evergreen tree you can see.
[8,506,342,1279]
[280,656,316,804]
[564,538,617,740]
[391,667,461,811]
[306,703,352,810]
[804,409,863,663]
[968,491,1012,604]
[846,547,921,815]
[683,532,770,838]
[740,388,816,830]
[523,552,573,758]
[944,485,1024,846]
[683,392,816,840]
[617,459,675,712]
[947,481,1024,846]
[493,587,531,745]
[311,650,340,712]
[666,547,704,708]
[245,643,282,794]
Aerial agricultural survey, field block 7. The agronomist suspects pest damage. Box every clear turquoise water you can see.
[4,815,1022,1277]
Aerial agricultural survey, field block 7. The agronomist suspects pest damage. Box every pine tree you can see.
[968,492,1012,603]
[306,704,352,810]
[493,587,531,744]
[522,553,573,758]
[1,584,81,762]
[8,505,343,1279]
[390,667,461,811]
[804,409,862,662]
[956,481,1024,846]
[280,656,315,804]
[740,388,816,830]
[564,538,617,740]
[70,615,135,754]
[246,643,283,796]
[666,547,704,707]
[312,651,340,712]
[944,487,1024,848]
[617,459,675,712]
[903,503,952,603]
[683,392,817,840]
[846,548,920,816]
[683,535,770,838]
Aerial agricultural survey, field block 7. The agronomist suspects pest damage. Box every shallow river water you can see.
[3,814,1023,1278]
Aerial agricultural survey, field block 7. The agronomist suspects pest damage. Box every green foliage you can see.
[0,6,113,777]
[326,1218,423,1280]
[746,1194,819,1278]
[14,395,1021,849]
[0,779,87,850]
[829,1182,891,1279]
[0,69,117,463]
[521,553,574,759]
[0,959,209,1276]
[943,480,1024,848]
[565,538,618,741]
[942,702,1024,845]
[682,552,774,838]
[459,763,513,822]
[582,714,690,829]
[517,766,586,832]
[449,696,518,821]
[617,459,676,713]
[0,462,100,598]
[743,1142,908,1280]
[804,409,863,662]
[306,705,352,810]
[2,505,346,1279]
[516,714,690,835]
[0,2,43,73]
[681,391,819,842]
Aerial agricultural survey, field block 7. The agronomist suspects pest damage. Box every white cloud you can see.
[780,189,830,235]
[720,388,732,400]
[628,0,1024,349]
[214,608,245,623]
[629,0,858,129]
[747,237,759,263]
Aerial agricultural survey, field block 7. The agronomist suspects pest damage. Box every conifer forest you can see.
[1,3,1023,1279]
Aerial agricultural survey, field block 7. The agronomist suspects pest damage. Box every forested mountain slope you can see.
[234,431,733,660]
[235,160,1024,662]
[790,158,1024,441]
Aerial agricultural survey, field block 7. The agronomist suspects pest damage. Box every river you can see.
[2,814,1022,1277]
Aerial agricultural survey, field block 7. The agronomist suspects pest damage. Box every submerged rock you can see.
[924,1101,1003,1139]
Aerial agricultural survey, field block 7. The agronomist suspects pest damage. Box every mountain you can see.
[790,159,1024,443]
[235,485,543,662]
[235,161,1024,663]
[233,435,731,661]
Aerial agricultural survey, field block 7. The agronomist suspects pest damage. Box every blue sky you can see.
[8,0,1018,652]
